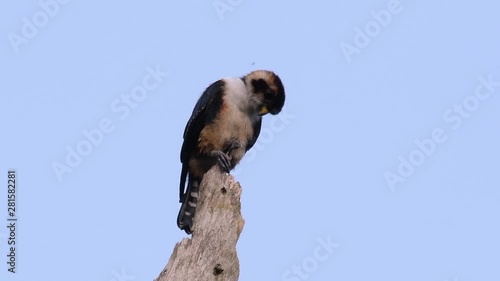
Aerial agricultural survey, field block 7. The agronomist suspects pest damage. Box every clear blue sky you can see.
[1,1,499,281]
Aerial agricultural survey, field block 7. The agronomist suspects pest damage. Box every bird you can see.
[177,70,285,234]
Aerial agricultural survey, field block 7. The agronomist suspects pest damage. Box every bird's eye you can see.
[264,89,274,100]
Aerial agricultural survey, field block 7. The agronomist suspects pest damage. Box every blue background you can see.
[1,1,499,281]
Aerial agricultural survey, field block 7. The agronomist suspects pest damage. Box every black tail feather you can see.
[179,164,188,203]
[177,176,200,234]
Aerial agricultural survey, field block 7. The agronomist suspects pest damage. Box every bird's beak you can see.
[259,106,269,116]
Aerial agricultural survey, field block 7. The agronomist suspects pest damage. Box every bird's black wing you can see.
[246,117,262,152]
[179,80,224,201]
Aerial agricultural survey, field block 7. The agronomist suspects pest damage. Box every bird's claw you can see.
[210,150,232,173]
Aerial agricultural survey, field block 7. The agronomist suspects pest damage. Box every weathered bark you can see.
[155,166,245,281]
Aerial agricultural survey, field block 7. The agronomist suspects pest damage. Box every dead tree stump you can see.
[155,166,245,281]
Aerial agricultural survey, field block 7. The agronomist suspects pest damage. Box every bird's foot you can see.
[209,150,232,173]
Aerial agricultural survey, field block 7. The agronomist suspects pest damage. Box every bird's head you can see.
[244,70,285,116]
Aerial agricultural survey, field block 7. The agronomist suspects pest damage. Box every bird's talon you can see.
[210,150,232,172]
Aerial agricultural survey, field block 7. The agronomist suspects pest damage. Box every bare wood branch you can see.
[155,166,245,281]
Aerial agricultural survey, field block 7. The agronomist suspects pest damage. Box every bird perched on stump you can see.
[177,70,286,234]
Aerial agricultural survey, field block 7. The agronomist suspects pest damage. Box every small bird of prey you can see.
[177,70,285,234]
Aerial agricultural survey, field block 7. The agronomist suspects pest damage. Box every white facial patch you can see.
[223,77,250,111]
